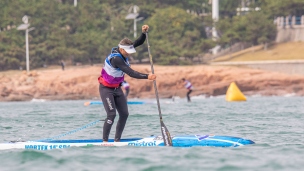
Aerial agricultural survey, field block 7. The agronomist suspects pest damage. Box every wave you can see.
[30,99,46,102]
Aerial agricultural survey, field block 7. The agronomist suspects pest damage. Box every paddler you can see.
[181,78,193,102]
[98,25,156,142]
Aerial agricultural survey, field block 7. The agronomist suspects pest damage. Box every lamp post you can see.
[17,15,35,74]
[125,5,143,38]
[212,0,219,40]
[211,0,220,55]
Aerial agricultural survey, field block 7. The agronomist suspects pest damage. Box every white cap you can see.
[118,44,136,54]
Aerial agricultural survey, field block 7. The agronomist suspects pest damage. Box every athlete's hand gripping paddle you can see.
[145,32,173,146]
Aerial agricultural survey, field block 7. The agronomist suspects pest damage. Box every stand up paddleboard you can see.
[0,135,254,150]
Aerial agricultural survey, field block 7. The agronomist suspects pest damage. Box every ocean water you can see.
[0,96,303,171]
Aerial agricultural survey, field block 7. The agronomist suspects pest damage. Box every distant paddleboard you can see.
[84,101,145,106]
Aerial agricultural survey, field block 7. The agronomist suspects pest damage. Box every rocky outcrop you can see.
[1,65,304,101]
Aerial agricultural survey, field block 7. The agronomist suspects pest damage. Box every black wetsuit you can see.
[187,90,192,102]
[99,33,148,142]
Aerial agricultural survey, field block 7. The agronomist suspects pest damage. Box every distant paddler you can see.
[121,80,130,99]
[181,78,193,102]
[98,25,156,143]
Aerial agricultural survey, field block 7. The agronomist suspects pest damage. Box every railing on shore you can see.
[275,16,304,28]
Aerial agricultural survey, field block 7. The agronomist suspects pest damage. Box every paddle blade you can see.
[160,120,173,146]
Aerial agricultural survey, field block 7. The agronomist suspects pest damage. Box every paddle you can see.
[145,32,173,146]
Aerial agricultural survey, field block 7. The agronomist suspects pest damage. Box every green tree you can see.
[258,0,304,17]
[145,7,208,64]
[0,0,301,70]
[217,11,276,49]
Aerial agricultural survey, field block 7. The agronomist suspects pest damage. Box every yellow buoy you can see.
[226,82,247,102]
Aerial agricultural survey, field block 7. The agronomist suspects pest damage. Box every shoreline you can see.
[1,64,304,102]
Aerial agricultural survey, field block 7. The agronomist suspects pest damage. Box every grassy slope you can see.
[213,42,304,62]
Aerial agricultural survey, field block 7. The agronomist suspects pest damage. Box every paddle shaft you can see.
[146,34,161,118]
[145,32,173,146]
